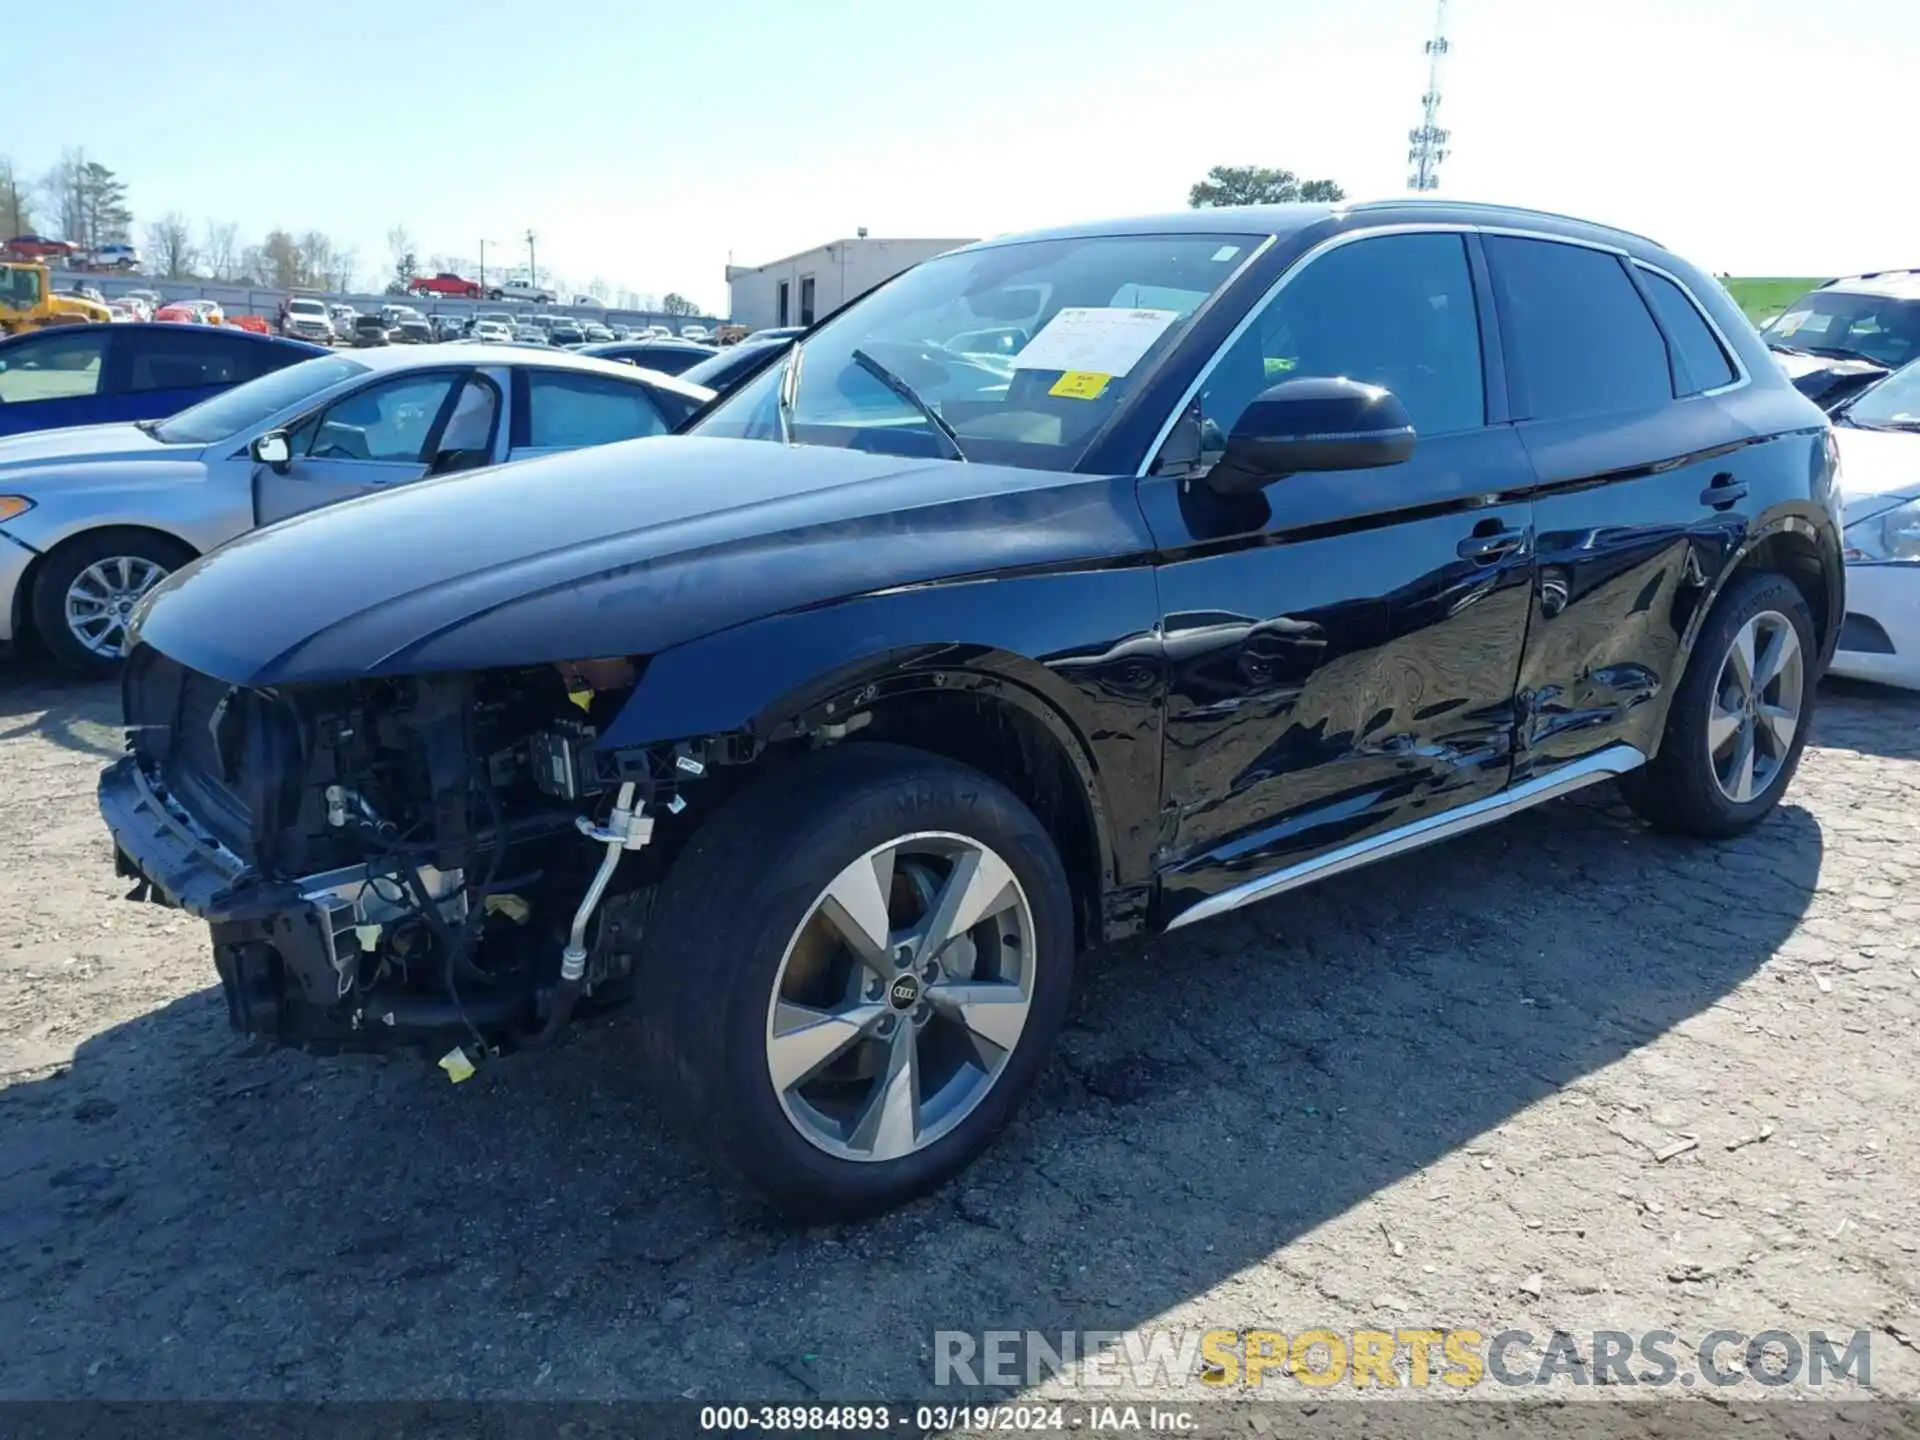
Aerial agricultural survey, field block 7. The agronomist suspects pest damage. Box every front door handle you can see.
[1457,525,1526,563]
[1701,472,1748,509]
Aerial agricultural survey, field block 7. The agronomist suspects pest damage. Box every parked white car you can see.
[679,324,711,341]
[471,321,514,344]
[1828,358,1920,689]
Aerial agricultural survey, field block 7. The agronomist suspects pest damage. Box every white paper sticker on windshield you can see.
[1210,245,1241,262]
[1796,312,1834,334]
[1011,307,1180,379]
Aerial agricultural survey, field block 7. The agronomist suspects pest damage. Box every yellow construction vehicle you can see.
[0,262,112,335]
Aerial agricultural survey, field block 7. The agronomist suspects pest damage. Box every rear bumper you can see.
[100,753,522,1050]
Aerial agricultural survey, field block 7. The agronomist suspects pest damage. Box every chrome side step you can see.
[1164,744,1647,932]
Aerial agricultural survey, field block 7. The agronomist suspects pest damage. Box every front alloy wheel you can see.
[768,833,1036,1163]
[634,743,1074,1220]
[64,555,169,659]
[31,528,195,674]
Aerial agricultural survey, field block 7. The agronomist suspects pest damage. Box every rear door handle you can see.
[1701,472,1748,509]
[1457,526,1526,563]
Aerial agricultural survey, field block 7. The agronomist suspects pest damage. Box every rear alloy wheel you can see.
[31,529,193,674]
[1705,609,1805,805]
[1619,570,1817,837]
[635,743,1074,1220]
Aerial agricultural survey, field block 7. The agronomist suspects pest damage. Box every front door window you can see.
[293,372,464,463]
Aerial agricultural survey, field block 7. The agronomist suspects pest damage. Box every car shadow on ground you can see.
[0,758,1829,1399]
[0,659,120,762]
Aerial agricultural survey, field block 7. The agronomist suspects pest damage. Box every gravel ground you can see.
[2,662,1917,1425]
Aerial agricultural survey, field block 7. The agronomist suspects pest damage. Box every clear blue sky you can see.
[8,0,1918,311]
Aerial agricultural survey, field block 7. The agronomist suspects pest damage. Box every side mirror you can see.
[251,430,292,473]
[1207,376,1416,496]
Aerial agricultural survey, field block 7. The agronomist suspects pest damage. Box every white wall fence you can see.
[58,271,722,332]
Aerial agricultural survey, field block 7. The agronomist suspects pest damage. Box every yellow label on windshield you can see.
[1049,371,1111,400]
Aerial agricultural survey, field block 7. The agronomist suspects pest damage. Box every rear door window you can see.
[522,370,668,447]
[121,329,249,393]
[1486,236,1673,421]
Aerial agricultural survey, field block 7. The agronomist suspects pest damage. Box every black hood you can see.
[129,436,1153,686]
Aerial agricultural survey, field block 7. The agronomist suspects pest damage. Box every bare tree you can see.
[295,230,336,289]
[329,246,359,294]
[39,148,88,240]
[0,156,33,237]
[386,225,416,270]
[145,211,198,279]
[203,219,240,280]
[259,229,301,290]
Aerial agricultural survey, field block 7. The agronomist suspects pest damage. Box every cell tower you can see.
[1407,0,1452,191]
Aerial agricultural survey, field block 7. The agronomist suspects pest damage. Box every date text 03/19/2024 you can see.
[697,1403,1198,1432]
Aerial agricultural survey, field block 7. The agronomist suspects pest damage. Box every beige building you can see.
[726,235,977,331]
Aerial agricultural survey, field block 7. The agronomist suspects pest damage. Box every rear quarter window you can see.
[1637,267,1737,394]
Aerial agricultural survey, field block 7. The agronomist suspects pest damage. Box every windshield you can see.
[153,355,367,444]
[694,232,1261,469]
[288,300,325,316]
[1846,359,1920,429]
[1762,291,1920,369]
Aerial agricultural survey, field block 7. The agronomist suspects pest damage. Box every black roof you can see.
[967,199,1667,256]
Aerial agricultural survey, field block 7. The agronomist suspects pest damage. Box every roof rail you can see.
[1345,197,1665,249]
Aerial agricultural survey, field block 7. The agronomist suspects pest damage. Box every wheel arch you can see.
[1646,508,1839,761]
[608,643,1133,950]
[15,523,201,649]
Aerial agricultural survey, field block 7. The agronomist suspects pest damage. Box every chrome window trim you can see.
[1137,222,1745,475]
[1629,257,1752,399]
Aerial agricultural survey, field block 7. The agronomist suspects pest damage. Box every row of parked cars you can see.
[2,199,1912,1225]
[280,295,720,349]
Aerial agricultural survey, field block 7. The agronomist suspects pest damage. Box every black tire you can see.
[29,528,194,675]
[1618,570,1817,838]
[634,742,1075,1221]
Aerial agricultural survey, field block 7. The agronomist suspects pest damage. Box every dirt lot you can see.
[2,662,1917,1419]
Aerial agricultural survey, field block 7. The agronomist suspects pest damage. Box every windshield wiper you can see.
[132,418,161,436]
[850,348,967,462]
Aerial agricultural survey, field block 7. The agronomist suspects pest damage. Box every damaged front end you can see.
[101,646,704,1055]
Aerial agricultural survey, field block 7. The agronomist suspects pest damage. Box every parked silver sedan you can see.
[0,345,713,671]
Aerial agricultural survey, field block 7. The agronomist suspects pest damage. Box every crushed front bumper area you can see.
[100,753,528,1051]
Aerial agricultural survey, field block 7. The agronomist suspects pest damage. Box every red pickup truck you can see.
[408,271,483,299]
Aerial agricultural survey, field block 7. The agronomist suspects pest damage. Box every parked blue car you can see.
[0,323,326,438]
